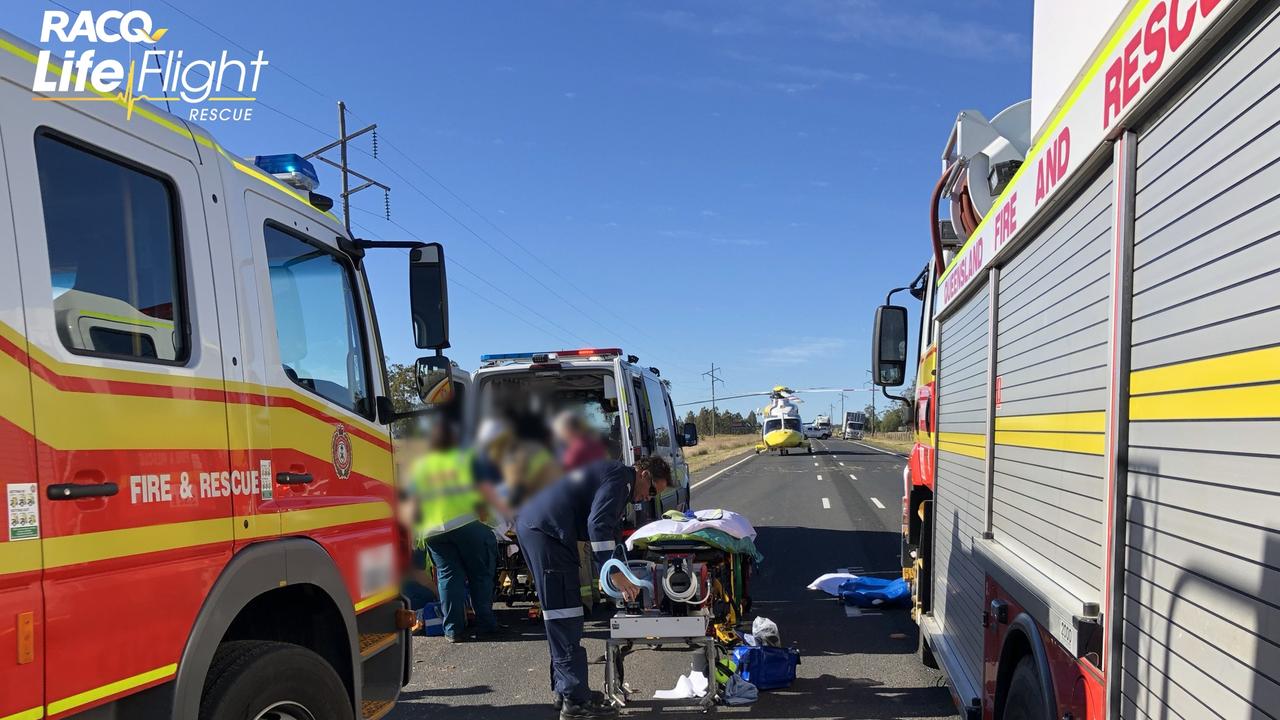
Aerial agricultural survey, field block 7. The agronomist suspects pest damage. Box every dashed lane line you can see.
[821,497,831,509]
[871,497,886,509]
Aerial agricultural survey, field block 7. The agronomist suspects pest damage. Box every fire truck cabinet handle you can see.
[47,482,118,500]
[276,472,314,485]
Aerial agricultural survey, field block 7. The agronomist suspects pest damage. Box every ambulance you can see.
[471,348,697,520]
[872,1,1280,718]
[0,28,459,720]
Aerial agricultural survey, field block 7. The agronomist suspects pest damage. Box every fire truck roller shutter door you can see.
[1122,3,1280,718]
[931,280,991,704]
[991,164,1113,604]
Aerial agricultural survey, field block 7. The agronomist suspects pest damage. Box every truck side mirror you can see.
[678,422,699,447]
[416,355,455,406]
[872,304,909,387]
[410,243,450,350]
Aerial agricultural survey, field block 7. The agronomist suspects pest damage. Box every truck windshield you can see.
[475,369,623,457]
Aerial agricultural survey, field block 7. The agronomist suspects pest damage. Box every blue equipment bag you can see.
[416,602,445,636]
[837,576,910,608]
[730,645,800,690]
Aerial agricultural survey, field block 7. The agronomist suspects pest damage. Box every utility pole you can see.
[306,101,390,235]
[703,363,724,436]
[839,391,847,431]
[865,370,876,436]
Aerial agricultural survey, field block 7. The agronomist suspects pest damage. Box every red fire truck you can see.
[0,28,458,720]
[873,1,1279,718]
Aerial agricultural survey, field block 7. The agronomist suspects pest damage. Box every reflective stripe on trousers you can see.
[543,606,585,620]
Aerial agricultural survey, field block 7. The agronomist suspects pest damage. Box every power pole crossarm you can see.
[307,100,390,236]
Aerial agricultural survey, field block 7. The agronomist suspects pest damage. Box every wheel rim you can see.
[254,701,316,720]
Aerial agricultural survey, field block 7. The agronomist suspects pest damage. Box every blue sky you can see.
[11,0,1032,417]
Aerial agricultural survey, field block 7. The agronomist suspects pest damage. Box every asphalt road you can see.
[388,438,958,720]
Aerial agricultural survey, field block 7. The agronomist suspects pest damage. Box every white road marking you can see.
[849,473,858,481]
[871,497,886,509]
[814,462,819,466]
[691,452,757,490]
[816,474,823,481]
[821,497,831,509]
[838,461,844,466]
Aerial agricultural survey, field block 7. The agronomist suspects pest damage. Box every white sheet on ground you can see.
[807,572,859,596]
[626,509,756,551]
[653,670,709,700]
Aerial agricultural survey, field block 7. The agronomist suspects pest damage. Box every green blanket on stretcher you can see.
[628,511,764,563]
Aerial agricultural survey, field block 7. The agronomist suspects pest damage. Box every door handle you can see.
[47,482,118,500]
[276,472,314,485]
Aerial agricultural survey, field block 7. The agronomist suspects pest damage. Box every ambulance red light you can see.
[554,348,622,357]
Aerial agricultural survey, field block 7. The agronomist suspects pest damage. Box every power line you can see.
[352,208,592,346]
[350,219,582,348]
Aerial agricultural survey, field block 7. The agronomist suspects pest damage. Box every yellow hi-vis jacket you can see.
[412,448,481,543]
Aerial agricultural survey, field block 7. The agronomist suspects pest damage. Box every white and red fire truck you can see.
[873,1,1279,719]
[0,28,459,720]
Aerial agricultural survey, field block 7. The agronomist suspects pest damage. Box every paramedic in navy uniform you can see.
[515,455,672,720]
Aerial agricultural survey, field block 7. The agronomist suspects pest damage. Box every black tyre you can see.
[200,640,353,720]
[1002,656,1048,720]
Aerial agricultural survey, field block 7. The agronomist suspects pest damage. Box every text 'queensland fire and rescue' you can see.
[1103,0,1222,129]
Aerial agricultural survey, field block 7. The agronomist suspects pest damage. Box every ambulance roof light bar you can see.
[479,348,624,365]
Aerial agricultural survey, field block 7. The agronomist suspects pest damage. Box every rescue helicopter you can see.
[756,386,809,455]
[675,385,870,456]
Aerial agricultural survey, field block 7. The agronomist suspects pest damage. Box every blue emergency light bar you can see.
[253,154,319,192]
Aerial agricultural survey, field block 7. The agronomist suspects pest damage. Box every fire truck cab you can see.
[0,29,455,720]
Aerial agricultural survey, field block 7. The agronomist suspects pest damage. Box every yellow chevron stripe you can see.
[1130,383,1280,421]
[938,431,986,460]
[0,540,42,575]
[995,430,1105,456]
[46,663,176,716]
[0,348,34,435]
[994,411,1105,433]
[0,706,44,720]
[30,501,388,571]
[1131,346,1280,396]
[354,586,401,613]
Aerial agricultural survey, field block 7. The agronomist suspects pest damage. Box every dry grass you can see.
[682,434,759,474]
[858,432,914,456]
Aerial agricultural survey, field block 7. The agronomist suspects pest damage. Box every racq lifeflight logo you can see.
[32,9,267,122]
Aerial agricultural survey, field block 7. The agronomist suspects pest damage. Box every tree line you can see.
[681,407,760,436]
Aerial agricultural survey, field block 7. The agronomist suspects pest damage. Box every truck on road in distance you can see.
[843,411,866,440]
[470,348,697,522]
[0,28,459,720]
[871,2,1279,719]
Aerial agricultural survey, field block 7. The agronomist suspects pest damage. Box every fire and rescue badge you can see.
[331,424,353,480]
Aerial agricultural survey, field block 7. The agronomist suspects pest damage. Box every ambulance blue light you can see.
[480,351,536,362]
[253,154,319,192]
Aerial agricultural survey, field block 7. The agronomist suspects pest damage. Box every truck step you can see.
[361,699,394,720]
[358,632,398,659]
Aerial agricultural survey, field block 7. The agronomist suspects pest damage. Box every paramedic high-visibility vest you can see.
[412,448,481,541]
